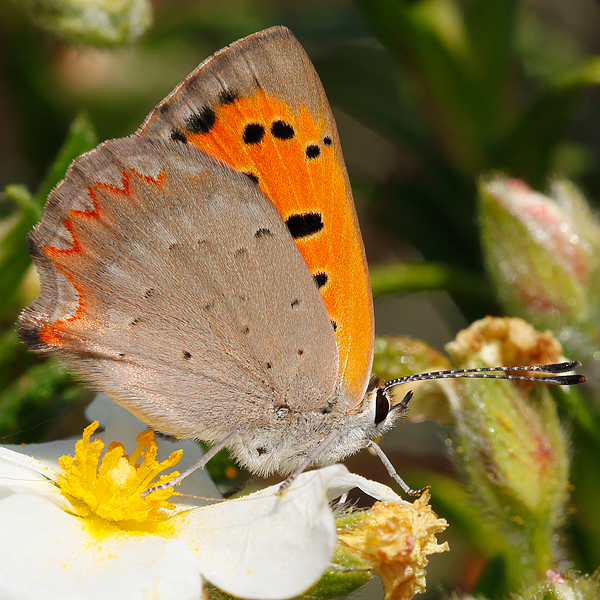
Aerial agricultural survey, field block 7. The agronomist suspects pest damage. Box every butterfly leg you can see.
[365,440,428,497]
[141,429,240,496]
[222,475,260,499]
[277,428,341,496]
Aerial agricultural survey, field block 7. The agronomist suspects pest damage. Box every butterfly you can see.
[18,26,583,494]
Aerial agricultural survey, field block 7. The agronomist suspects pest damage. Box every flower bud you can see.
[515,571,600,600]
[479,177,600,361]
[24,0,152,47]
[445,317,570,580]
[337,493,449,600]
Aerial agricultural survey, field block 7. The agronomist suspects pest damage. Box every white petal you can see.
[2,437,77,471]
[0,493,202,600]
[173,465,405,599]
[175,466,349,600]
[84,392,113,427]
[324,469,408,504]
[0,446,72,510]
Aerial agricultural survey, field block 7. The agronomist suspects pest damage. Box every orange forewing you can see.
[181,90,372,396]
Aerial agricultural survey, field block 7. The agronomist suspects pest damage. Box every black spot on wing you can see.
[183,351,192,360]
[323,136,332,146]
[331,320,337,331]
[254,227,272,239]
[306,145,320,159]
[218,90,238,105]
[186,106,216,134]
[245,172,259,184]
[286,213,323,239]
[271,120,294,140]
[314,272,328,288]
[171,129,187,143]
[243,123,265,144]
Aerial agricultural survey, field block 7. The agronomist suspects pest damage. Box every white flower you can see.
[0,395,406,600]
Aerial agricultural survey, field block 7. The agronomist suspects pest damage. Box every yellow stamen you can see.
[58,422,182,523]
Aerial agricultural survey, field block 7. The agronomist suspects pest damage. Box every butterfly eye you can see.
[374,388,390,425]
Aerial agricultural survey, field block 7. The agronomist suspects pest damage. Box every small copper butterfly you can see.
[19,27,584,494]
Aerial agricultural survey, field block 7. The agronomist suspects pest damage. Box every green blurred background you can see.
[2,0,600,598]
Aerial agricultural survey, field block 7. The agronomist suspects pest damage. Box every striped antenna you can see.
[384,360,585,391]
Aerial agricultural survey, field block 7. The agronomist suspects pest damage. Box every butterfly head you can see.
[360,376,412,435]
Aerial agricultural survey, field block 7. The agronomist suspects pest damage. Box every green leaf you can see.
[473,555,508,600]
[35,112,98,203]
[500,56,600,185]
[553,385,600,443]
[0,210,38,316]
[498,89,580,187]
[369,179,482,275]
[356,0,511,175]
[461,0,517,106]
[0,359,84,443]
[569,427,600,571]
[4,185,42,221]
[0,329,37,391]
[0,114,97,317]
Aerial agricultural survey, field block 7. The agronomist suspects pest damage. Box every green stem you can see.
[369,261,491,301]
[4,185,42,220]
[528,521,554,582]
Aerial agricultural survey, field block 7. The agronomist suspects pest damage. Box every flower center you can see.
[58,421,182,523]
